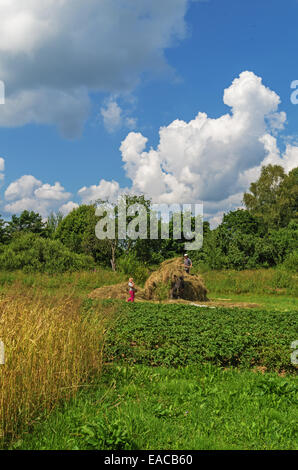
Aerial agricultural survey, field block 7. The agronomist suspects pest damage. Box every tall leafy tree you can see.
[55,204,113,265]
[243,164,298,230]
[220,209,260,235]
[278,167,298,226]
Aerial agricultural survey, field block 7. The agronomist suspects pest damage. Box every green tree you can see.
[220,209,260,235]
[0,232,93,273]
[0,215,9,244]
[243,164,298,230]
[7,210,46,238]
[45,212,64,238]
[55,204,113,266]
[278,167,298,226]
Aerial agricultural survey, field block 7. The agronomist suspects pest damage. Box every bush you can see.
[272,268,295,289]
[283,250,298,273]
[117,253,149,285]
[0,233,94,273]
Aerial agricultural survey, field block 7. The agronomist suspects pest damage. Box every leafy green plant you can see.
[104,303,298,373]
[78,417,136,450]
[117,253,149,285]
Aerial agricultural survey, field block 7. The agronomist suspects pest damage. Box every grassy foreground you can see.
[11,364,297,450]
[0,268,297,449]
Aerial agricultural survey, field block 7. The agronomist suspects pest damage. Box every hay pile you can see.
[88,282,146,300]
[144,257,208,301]
[88,257,208,302]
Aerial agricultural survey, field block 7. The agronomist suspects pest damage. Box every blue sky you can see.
[0,0,297,225]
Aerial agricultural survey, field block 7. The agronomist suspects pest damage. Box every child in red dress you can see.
[127,277,135,302]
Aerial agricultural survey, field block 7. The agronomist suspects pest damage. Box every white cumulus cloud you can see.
[59,201,79,216]
[4,175,72,217]
[4,72,298,226]
[78,179,123,205]
[0,0,192,137]
[80,71,298,225]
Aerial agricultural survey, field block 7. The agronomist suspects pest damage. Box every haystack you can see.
[88,282,146,300]
[144,257,208,301]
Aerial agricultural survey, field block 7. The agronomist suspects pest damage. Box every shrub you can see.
[117,253,149,285]
[0,233,94,273]
[283,250,298,273]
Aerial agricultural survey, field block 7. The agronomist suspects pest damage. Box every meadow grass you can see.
[0,266,296,300]
[0,268,126,299]
[200,267,298,297]
[11,364,298,450]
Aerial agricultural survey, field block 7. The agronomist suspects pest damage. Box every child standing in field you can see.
[127,277,135,302]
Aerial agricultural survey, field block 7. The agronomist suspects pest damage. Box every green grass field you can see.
[12,364,297,451]
[1,268,297,450]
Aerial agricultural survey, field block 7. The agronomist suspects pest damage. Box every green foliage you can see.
[117,253,149,285]
[194,207,298,270]
[0,215,9,244]
[45,212,64,238]
[201,268,298,297]
[243,164,298,230]
[278,167,298,226]
[0,233,94,273]
[283,250,298,272]
[54,204,114,265]
[271,268,295,289]
[55,204,95,254]
[7,210,47,238]
[104,303,298,373]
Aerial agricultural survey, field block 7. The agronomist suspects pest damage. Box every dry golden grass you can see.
[88,282,146,300]
[0,284,111,442]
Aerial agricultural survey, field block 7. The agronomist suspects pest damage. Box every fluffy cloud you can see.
[78,179,123,205]
[0,88,90,139]
[80,71,298,225]
[5,175,41,201]
[59,201,79,216]
[100,98,137,133]
[4,175,72,216]
[0,0,191,137]
[4,71,298,225]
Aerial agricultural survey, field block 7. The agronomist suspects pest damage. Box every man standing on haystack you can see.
[183,254,192,274]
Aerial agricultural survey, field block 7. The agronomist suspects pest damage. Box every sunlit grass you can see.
[12,364,298,450]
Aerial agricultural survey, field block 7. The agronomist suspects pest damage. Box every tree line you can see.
[0,164,296,273]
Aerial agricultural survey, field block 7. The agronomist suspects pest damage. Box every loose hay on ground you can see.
[88,282,146,300]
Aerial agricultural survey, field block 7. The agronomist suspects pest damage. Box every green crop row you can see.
[103,302,298,373]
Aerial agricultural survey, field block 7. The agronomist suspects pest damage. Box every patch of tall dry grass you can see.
[0,285,110,442]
